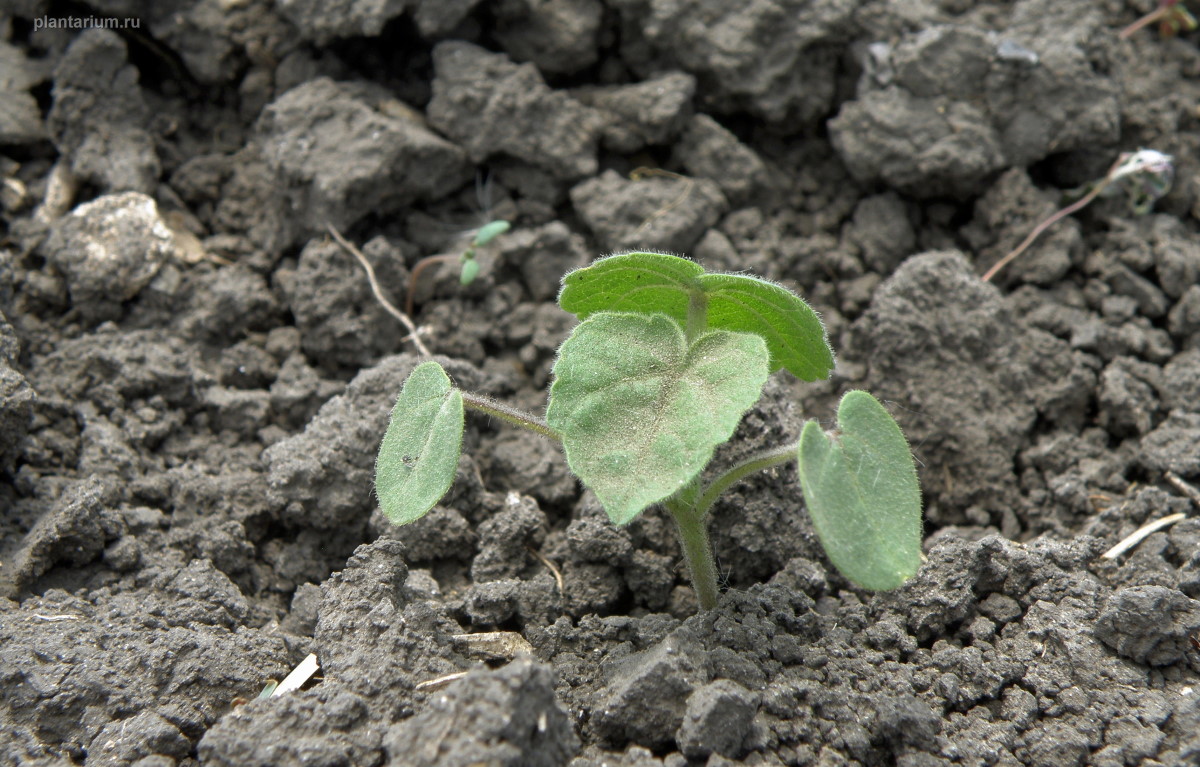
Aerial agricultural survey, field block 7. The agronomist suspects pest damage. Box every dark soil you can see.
[3,1,1200,765]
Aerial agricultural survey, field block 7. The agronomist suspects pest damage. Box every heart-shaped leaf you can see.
[375,361,464,525]
[547,312,769,524]
[559,251,832,380]
[797,391,923,590]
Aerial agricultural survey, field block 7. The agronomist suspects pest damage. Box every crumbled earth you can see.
[3,2,1200,766]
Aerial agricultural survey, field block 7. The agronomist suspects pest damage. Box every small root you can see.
[326,224,432,357]
[630,167,694,237]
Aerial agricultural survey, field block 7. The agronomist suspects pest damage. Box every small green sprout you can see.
[406,220,511,316]
[376,252,924,611]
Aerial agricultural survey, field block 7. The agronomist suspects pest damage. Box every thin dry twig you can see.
[1120,0,1197,39]
[273,653,320,696]
[1165,470,1200,508]
[630,167,695,236]
[527,545,565,594]
[326,223,432,357]
[1101,513,1187,560]
[415,670,470,692]
[981,162,1118,283]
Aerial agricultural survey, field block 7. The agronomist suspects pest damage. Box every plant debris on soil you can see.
[3,1,1200,765]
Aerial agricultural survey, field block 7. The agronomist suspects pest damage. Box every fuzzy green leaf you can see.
[547,312,769,525]
[375,361,464,525]
[700,273,834,381]
[558,251,704,323]
[559,251,833,380]
[797,391,923,590]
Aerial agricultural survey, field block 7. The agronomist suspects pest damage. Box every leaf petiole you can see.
[460,390,561,442]
[696,442,799,520]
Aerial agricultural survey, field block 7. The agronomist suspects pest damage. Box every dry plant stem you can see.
[406,254,460,317]
[631,167,695,236]
[1101,513,1187,559]
[326,224,433,357]
[1120,3,1173,38]
[527,545,565,593]
[1165,470,1200,507]
[460,391,561,442]
[982,179,1111,282]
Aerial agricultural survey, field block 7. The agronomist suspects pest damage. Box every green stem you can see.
[461,392,561,442]
[696,442,799,519]
[665,492,719,611]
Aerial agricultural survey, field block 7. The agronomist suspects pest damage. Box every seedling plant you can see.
[982,148,1175,282]
[405,219,511,317]
[376,251,924,611]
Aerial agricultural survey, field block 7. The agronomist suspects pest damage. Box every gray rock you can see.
[494,0,605,75]
[846,251,1093,519]
[675,114,767,205]
[39,192,175,323]
[413,0,483,37]
[279,237,407,369]
[1097,357,1161,438]
[570,169,727,253]
[258,77,470,233]
[831,21,1118,197]
[7,478,122,594]
[592,631,711,750]
[428,42,603,181]
[497,221,590,303]
[264,354,422,530]
[575,72,696,153]
[675,679,759,759]
[0,312,33,472]
[1095,586,1200,666]
[1168,285,1200,341]
[847,192,915,275]
[4,568,289,761]
[612,0,854,125]
[1162,351,1200,413]
[383,658,579,766]
[47,30,159,193]
[0,40,48,144]
[472,493,547,583]
[965,168,1081,285]
[831,85,1006,199]
[276,0,408,44]
[1140,411,1200,477]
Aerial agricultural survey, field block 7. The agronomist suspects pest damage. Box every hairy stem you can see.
[665,491,719,611]
[461,391,561,442]
[697,442,799,519]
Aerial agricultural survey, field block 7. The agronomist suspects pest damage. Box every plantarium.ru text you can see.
[375,251,924,611]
